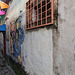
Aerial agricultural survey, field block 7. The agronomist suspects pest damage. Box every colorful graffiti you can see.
[10,17,24,63]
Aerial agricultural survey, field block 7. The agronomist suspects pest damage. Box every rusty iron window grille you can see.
[25,0,53,30]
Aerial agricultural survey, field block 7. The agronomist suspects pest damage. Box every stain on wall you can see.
[10,17,24,63]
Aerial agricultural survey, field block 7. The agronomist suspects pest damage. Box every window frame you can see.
[25,0,53,30]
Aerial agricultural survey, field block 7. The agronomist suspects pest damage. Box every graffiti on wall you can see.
[10,17,24,63]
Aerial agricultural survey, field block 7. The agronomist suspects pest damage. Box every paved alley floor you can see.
[0,52,15,75]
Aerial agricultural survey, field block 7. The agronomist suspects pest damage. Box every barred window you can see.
[25,0,53,30]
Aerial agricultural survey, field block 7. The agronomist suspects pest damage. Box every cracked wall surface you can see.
[53,0,75,75]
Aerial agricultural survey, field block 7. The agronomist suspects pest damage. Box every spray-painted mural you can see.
[10,17,24,63]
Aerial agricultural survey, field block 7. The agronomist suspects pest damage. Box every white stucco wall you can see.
[4,0,75,75]
[5,0,53,75]
[53,0,75,75]
[23,28,53,75]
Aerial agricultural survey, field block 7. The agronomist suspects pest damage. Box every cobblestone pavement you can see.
[0,52,15,75]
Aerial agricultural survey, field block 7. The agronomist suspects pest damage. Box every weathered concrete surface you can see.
[5,0,53,75]
[4,0,75,75]
[23,28,53,75]
[53,0,75,75]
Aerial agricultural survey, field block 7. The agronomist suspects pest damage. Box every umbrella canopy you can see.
[0,9,5,15]
[0,1,9,9]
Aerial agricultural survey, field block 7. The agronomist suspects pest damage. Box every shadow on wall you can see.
[6,55,28,75]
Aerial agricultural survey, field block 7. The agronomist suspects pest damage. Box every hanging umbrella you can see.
[0,1,9,9]
[0,9,5,15]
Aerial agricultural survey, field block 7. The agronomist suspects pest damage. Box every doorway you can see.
[0,24,6,57]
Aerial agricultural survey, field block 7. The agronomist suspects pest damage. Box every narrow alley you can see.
[0,0,75,75]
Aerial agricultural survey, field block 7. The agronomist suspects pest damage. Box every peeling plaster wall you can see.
[53,0,75,75]
[5,0,54,75]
